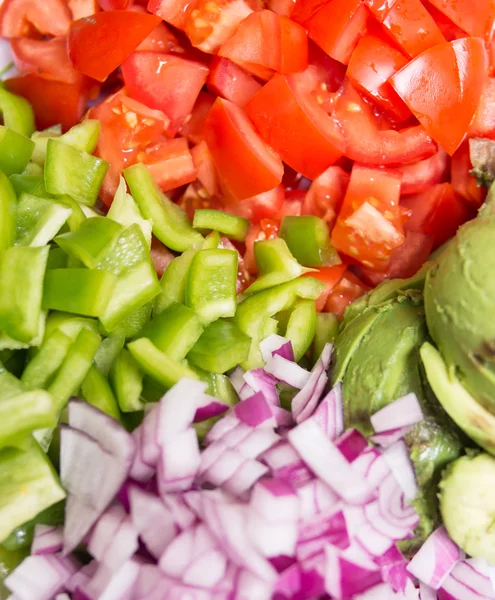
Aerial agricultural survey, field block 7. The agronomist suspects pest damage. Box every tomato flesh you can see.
[207,56,262,107]
[302,166,349,229]
[0,0,71,37]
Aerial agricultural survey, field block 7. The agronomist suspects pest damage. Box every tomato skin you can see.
[391,149,449,195]
[204,98,284,201]
[179,91,216,145]
[421,0,467,41]
[302,165,349,228]
[335,79,437,166]
[451,142,487,209]
[426,0,494,38]
[324,270,369,318]
[302,264,347,311]
[70,0,98,19]
[243,219,280,274]
[225,185,286,223]
[307,41,346,93]
[68,10,161,82]
[470,78,495,140]
[122,51,209,137]
[246,70,344,180]
[98,0,132,9]
[0,0,71,37]
[191,140,220,196]
[136,21,183,53]
[207,56,262,108]
[139,137,197,192]
[147,0,191,29]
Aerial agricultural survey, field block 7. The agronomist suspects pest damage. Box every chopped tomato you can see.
[421,0,467,41]
[363,0,395,22]
[68,10,161,82]
[302,166,349,228]
[70,0,98,19]
[99,0,132,8]
[246,69,344,179]
[451,142,487,209]
[470,77,495,139]
[150,237,175,277]
[331,165,405,270]
[335,79,437,166]
[204,98,284,200]
[0,0,71,37]
[426,0,494,38]
[225,186,286,223]
[191,140,220,196]
[401,182,475,248]
[302,263,347,311]
[392,149,449,195]
[347,33,411,121]
[268,0,296,17]
[139,137,197,192]
[207,56,262,108]
[179,183,225,220]
[136,21,183,53]
[325,270,369,318]
[307,41,346,92]
[122,51,209,137]
[218,10,308,77]
[391,38,488,156]
[147,0,191,29]
[179,91,216,144]
[244,219,279,274]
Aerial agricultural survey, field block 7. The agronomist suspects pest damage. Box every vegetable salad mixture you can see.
[0,0,494,598]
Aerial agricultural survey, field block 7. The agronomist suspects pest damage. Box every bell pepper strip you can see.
[20,329,73,390]
[0,439,66,544]
[187,319,251,374]
[0,246,48,344]
[235,276,325,368]
[313,312,339,362]
[42,268,117,318]
[139,302,204,362]
[92,333,125,379]
[202,231,222,250]
[46,247,68,271]
[55,217,123,269]
[0,86,35,138]
[109,348,144,413]
[0,370,26,402]
[0,312,46,352]
[154,248,197,315]
[0,172,17,252]
[193,209,250,242]
[105,302,153,341]
[47,327,101,411]
[44,312,99,342]
[9,173,43,197]
[141,375,166,404]
[59,120,100,154]
[127,337,199,389]
[245,238,310,295]
[124,162,203,252]
[31,128,62,166]
[283,299,317,361]
[81,364,121,420]
[107,176,152,248]
[0,126,35,176]
[0,547,28,591]
[185,249,238,323]
[16,194,72,247]
[44,139,109,206]
[280,215,340,267]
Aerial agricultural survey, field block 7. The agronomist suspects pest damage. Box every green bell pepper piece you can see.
[280,215,340,267]
[187,320,251,373]
[193,209,249,242]
[93,333,125,377]
[0,351,25,379]
[102,302,153,340]
[0,439,65,544]
[154,248,196,315]
[0,390,56,449]
[43,268,117,318]
[44,312,99,341]
[46,247,68,270]
[0,172,16,252]
[109,349,144,413]
[0,370,25,401]
[0,546,29,598]
[107,176,152,248]
[139,302,204,361]
[283,299,317,361]
[30,128,61,166]
[22,162,43,176]
[45,139,108,206]
[8,173,43,197]
[96,224,151,274]
[128,338,198,389]
[185,249,238,323]
[15,194,72,247]
[0,246,48,343]
[141,376,166,403]
[81,365,121,420]
[55,216,123,268]
[56,195,87,232]
[202,231,221,249]
[59,119,100,153]
[0,87,35,137]
[0,313,46,351]
[21,329,73,390]
[313,312,339,363]
[0,127,34,176]
[124,162,203,252]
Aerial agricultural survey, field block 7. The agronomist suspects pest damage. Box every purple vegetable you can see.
[370,393,424,433]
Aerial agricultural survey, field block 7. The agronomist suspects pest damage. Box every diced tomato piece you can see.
[451,142,487,209]
[421,0,467,41]
[390,149,449,195]
[68,10,161,82]
[0,0,71,37]
[308,41,346,92]
[243,219,280,274]
[303,0,368,65]
[10,37,84,85]
[122,51,209,137]
[470,78,495,139]
[179,92,216,144]
[347,33,411,121]
[70,0,98,18]
[302,264,347,311]
[268,0,296,17]
[207,56,262,108]
[246,69,344,179]
[401,182,475,248]
[150,237,175,277]
[147,0,190,28]
[325,270,369,318]
[426,0,493,38]
[204,98,284,200]
[140,137,197,192]
[191,140,220,196]
[362,0,394,21]
[391,38,488,156]
[331,165,405,270]
[335,79,437,166]
[136,21,183,53]
[179,183,225,220]
[99,0,132,9]
[218,10,308,77]
[302,166,350,229]
[225,185,286,223]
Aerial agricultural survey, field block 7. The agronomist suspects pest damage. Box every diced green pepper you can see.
[96,224,150,273]
[81,365,121,420]
[55,216,123,268]
[128,338,198,389]
[0,390,56,449]
[0,246,49,343]
[22,161,43,176]
[45,139,108,206]
[30,128,60,166]
[141,376,166,403]
[59,119,100,153]
[93,333,125,376]
[202,231,221,249]
[0,87,35,137]
[44,312,99,341]
[0,350,25,378]
[187,320,251,373]
[185,249,238,323]
[56,195,87,232]
[21,329,72,390]
[0,370,25,402]
[1,500,64,552]
[107,176,152,247]
[283,299,317,361]
[139,302,204,361]
[43,268,117,318]
[154,248,196,315]
[0,546,29,597]
[0,126,35,176]
[8,173,42,197]
[193,209,249,242]
[313,312,339,363]
[15,194,72,247]
[280,215,340,267]
[102,302,153,340]
[124,162,203,252]
[110,349,144,413]
[46,247,68,270]
[0,172,16,252]
[0,312,46,351]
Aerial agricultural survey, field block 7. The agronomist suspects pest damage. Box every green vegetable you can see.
[1,500,64,552]
[20,329,73,390]
[59,120,100,154]
[30,127,60,166]
[313,312,339,362]
[284,299,317,361]
[107,176,152,247]
[15,194,72,247]
[0,172,17,252]
[93,333,125,377]
[0,87,35,137]
[193,209,249,242]
[0,127,34,176]
[9,173,43,197]
[154,248,196,315]
[280,215,340,267]
[0,546,29,599]
[109,349,143,413]
[201,231,221,249]
[81,364,121,420]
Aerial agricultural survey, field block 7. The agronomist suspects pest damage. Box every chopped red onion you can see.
[250,478,299,522]
[336,428,369,462]
[66,560,98,593]
[194,394,229,422]
[5,555,78,600]
[384,441,418,500]
[297,509,350,560]
[374,545,411,593]
[311,382,344,440]
[292,343,332,423]
[200,448,246,487]
[229,365,246,395]
[157,378,207,438]
[248,510,298,558]
[370,426,413,449]
[260,334,294,363]
[420,581,438,600]
[264,355,311,389]
[297,480,339,519]
[236,569,274,600]
[261,441,314,487]
[370,394,424,433]
[353,447,391,488]
[239,382,256,400]
[325,543,382,599]
[354,582,402,599]
[159,527,196,578]
[160,493,197,530]
[139,406,160,467]
[204,412,239,444]
[183,549,228,588]
[234,392,277,428]
[82,558,141,600]
[157,428,201,493]
[223,459,269,497]
[129,426,155,482]
[235,428,281,459]
[31,525,64,556]
[243,369,279,406]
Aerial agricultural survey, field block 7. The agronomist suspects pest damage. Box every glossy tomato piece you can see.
[421,0,467,41]
[179,91,216,144]
[307,41,346,92]
[179,183,225,220]
[0,0,71,37]
[268,0,295,17]
[325,271,369,318]
[207,56,262,108]
[391,37,488,155]
[331,165,405,270]
[225,185,286,223]
[218,10,308,77]
[191,140,220,196]
[243,218,280,274]
[70,0,98,19]
[122,51,209,137]
[302,264,347,311]
[136,20,183,53]
[347,33,411,121]
[246,69,344,179]
[68,10,161,82]
[426,0,493,38]
[451,142,487,209]
[140,137,197,192]
[204,98,284,200]
[470,78,495,139]
[335,79,437,166]
[302,166,350,228]
[362,0,395,21]
[391,149,449,195]
[98,0,132,8]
